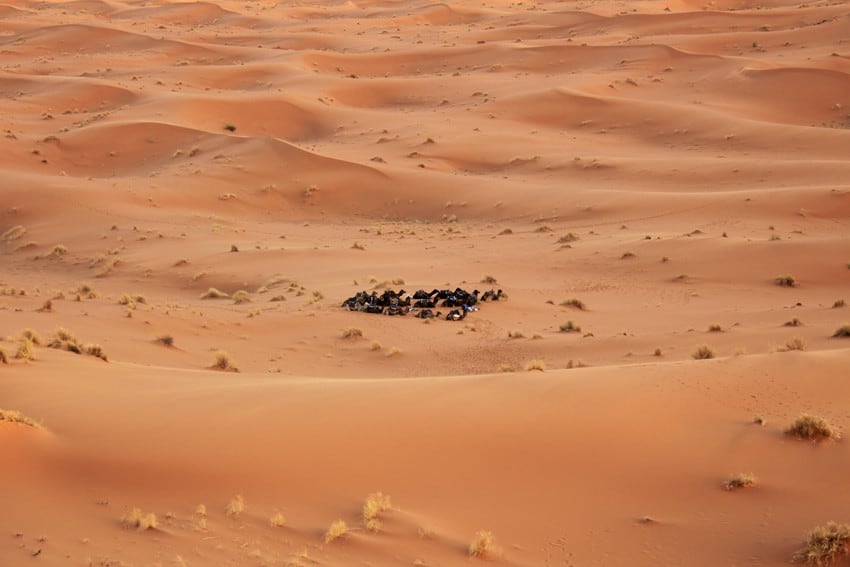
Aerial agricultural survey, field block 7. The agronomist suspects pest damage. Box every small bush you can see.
[559,320,581,333]
[621,251,636,259]
[481,275,498,284]
[794,522,850,566]
[785,414,840,442]
[560,298,586,310]
[708,324,723,332]
[200,288,229,300]
[75,284,98,299]
[833,299,845,308]
[122,508,158,530]
[156,335,174,347]
[370,340,382,351]
[507,329,525,339]
[785,318,803,327]
[723,473,757,491]
[557,233,579,244]
[386,346,403,357]
[269,512,286,528]
[654,347,662,357]
[525,359,546,372]
[775,275,796,287]
[0,409,41,428]
[692,345,715,359]
[783,336,806,351]
[269,294,286,302]
[351,241,365,250]
[85,343,108,361]
[833,325,850,338]
[18,328,42,345]
[342,327,363,339]
[469,530,495,558]
[324,519,348,543]
[118,293,146,306]
[232,290,251,304]
[212,351,239,373]
[0,347,7,364]
[225,495,245,518]
[363,492,392,532]
[15,338,35,361]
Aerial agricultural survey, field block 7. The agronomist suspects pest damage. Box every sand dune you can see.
[2,0,850,565]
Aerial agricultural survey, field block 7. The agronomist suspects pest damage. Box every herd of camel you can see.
[342,287,504,321]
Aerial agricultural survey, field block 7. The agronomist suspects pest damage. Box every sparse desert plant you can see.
[362,492,392,532]
[723,473,757,491]
[84,344,108,361]
[122,508,158,530]
[18,328,42,345]
[391,277,405,285]
[507,329,525,339]
[269,294,286,302]
[212,351,239,373]
[754,416,766,426]
[654,347,663,356]
[37,299,52,312]
[833,325,850,338]
[481,275,498,284]
[525,359,546,372]
[1,225,25,241]
[224,124,237,132]
[785,318,803,327]
[498,228,513,235]
[155,334,174,347]
[692,345,715,359]
[0,409,40,427]
[708,324,723,332]
[118,293,147,306]
[15,338,35,361]
[469,530,495,558]
[560,298,586,310]
[386,346,403,357]
[351,241,365,250]
[775,275,796,287]
[49,244,67,257]
[785,414,840,442]
[566,359,587,369]
[270,511,286,528]
[225,494,245,518]
[834,299,846,308]
[794,522,850,566]
[195,504,207,517]
[342,327,363,339]
[75,284,97,299]
[557,233,579,243]
[783,336,806,351]
[200,288,229,300]
[370,340,382,351]
[48,328,83,354]
[230,244,238,252]
[559,320,581,333]
[621,251,636,259]
[0,347,6,364]
[232,290,251,304]
[324,520,348,543]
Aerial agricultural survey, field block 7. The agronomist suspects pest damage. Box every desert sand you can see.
[2,0,850,565]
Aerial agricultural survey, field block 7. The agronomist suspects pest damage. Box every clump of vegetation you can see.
[794,522,850,566]
[785,414,840,442]
[212,351,239,373]
[498,228,513,235]
[155,334,174,347]
[232,290,251,304]
[692,345,715,359]
[785,318,803,327]
[775,275,796,287]
[1,225,26,241]
[225,494,245,517]
[118,293,147,306]
[783,336,806,351]
[370,340,382,351]
[85,344,108,361]
[122,508,158,530]
[560,298,586,310]
[324,520,348,543]
[351,241,365,250]
[47,327,83,354]
[654,347,663,357]
[481,275,498,284]
[200,288,229,300]
[708,324,723,332]
[507,329,525,339]
[557,232,579,244]
[621,251,636,259]
[0,409,41,428]
[469,530,495,558]
[0,347,7,364]
[342,327,363,339]
[832,299,845,308]
[362,492,392,532]
[833,325,850,338]
[269,512,286,528]
[386,346,403,357]
[559,320,581,333]
[525,359,546,372]
[18,328,42,346]
[15,338,36,361]
[75,284,98,299]
[723,473,757,491]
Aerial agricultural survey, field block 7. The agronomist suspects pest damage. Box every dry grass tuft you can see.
[370,340,382,351]
[362,492,392,532]
[386,346,403,357]
[794,522,850,566]
[833,325,850,338]
[37,299,52,312]
[351,241,365,250]
[559,320,581,333]
[156,334,174,347]
[75,284,98,299]
[18,328,42,346]
[783,336,806,351]
[118,293,147,306]
[833,299,846,308]
[708,324,723,332]
[481,275,498,284]
[212,351,239,373]
[557,233,579,244]
[785,414,840,442]
[621,251,636,259]
[525,359,546,372]
[723,473,757,491]
[269,294,286,302]
[85,344,108,361]
[775,275,796,287]
[200,288,230,300]
[785,318,803,327]
[15,338,36,361]
[692,345,715,360]
[469,530,495,558]
[342,327,364,339]
[270,511,286,528]
[560,298,586,310]
[232,290,251,304]
[0,409,41,428]
[0,347,7,364]
[225,494,245,518]
[122,508,158,530]
[507,329,525,339]
[47,328,83,354]
[324,520,348,544]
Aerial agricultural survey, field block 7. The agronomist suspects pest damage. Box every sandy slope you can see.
[1,0,850,565]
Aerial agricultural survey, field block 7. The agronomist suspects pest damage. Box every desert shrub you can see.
[784,336,806,351]
[708,324,723,332]
[481,275,498,284]
[692,345,715,359]
[84,344,108,361]
[269,512,286,528]
[557,232,579,244]
[351,241,365,250]
[232,290,251,304]
[794,522,850,566]
[621,251,636,259]
[200,288,229,300]
[0,347,7,364]
[785,414,840,442]
[342,327,363,339]
[507,329,525,339]
[363,492,392,532]
[155,335,174,347]
[775,275,796,287]
[391,278,405,285]
[833,299,846,308]
[654,347,663,357]
[833,325,850,338]
[1,225,25,241]
[212,351,239,373]
[559,321,581,333]
[75,284,98,299]
[785,318,803,327]
[370,340,382,351]
[15,338,35,361]
[118,293,146,306]
[723,473,757,491]
[386,346,403,357]
[469,530,495,558]
[0,409,40,427]
[525,359,546,372]
[225,495,245,518]
[47,328,83,354]
[269,294,286,302]
[324,520,348,543]
[122,508,158,530]
[560,298,586,310]
[18,328,42,345]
